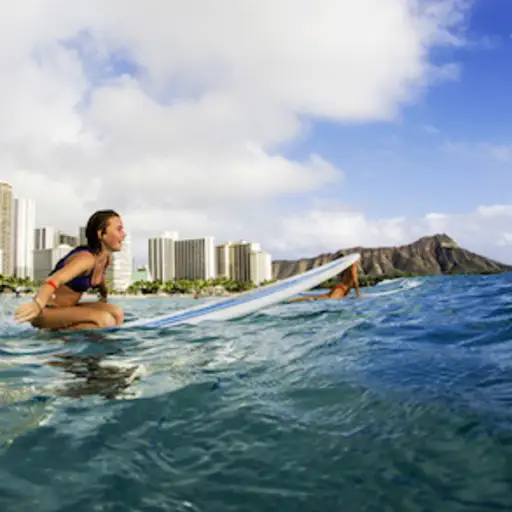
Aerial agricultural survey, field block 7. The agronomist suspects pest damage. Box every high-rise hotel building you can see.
[105,232,133,291]
[34,226,55,250]
[14,197,35,279]
[229,241,258,283]
[56,231,77,247]
[175,237,215,280]
[78,226,87,246]
[215,241,272,284]
[148,231,177,282]
[250,250,272,284]
[148,233,216,282]
[216,243,230,278]
[33,244,72,283]
[0,182,13,276]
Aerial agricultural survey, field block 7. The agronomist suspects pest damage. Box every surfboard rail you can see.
[122,252,361,329]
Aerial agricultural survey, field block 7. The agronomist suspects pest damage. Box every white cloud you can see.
[268,204,512,264]
[477,205,512,217]
[443,140,512,163]
[497,233,512,247]
[0,0,475,262]
[486,145,512,163]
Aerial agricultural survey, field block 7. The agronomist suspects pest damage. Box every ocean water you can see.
[1,273,511,511]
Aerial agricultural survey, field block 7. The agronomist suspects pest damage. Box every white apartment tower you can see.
[78,226,87,246]
[229,241,260,283]
[250,250,272,284]
[216,240,272,284]
[14,197,35,279]
[33,244,72,283]
[105,233,133,291]
[34,226,55,250]
[216,243,230,278]
[175,237,215,280]
[148,231,178,281]
[56,231,77,247]
[0,182,13,276]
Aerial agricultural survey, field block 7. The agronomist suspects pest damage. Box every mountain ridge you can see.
[271,234,512,281]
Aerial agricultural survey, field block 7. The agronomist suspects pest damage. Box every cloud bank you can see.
[4,1,504,264]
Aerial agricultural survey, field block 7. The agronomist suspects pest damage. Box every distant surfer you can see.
[288,261,361,302]
[14,210,125,332]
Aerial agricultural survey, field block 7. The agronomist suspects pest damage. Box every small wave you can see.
[376,277,403,286]
[1,274,512,511]
[366,278,424,297]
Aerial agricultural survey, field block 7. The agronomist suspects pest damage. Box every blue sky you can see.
[285,0,512,220]
[4,0,512,264]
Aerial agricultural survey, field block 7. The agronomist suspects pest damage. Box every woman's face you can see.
[100,216,126,252]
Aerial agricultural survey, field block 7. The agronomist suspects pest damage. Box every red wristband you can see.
[45,279,58,291]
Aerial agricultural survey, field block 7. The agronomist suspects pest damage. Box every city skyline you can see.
[0,180,273,288]
[3,174,510,277]
[1,1,512,266]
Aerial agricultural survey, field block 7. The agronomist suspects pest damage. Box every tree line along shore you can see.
[0,267,504,297]
[1,273,404,296]
[0,270,457,297]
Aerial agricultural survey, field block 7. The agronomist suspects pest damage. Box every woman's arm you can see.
[98,281,109,302]
[14,252,95,323]
[351,263,361,297]
[98,255,111,302]
[288,293,330,302]
[35,252,95,306]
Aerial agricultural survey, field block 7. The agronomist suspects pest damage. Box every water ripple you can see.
[1,274,512,511]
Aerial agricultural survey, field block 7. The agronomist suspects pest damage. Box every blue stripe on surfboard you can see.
[125,254,359,329]
[127,254,357,328]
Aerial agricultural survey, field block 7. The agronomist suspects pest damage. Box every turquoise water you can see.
[1,273,511,511]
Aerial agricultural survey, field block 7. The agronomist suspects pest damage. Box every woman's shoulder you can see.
[64,246,96,266]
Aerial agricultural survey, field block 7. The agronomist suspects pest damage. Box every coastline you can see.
[3,273,404,300]
[11,291,236,300]
[2,271,454,300]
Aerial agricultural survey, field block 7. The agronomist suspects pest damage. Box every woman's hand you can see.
[14,299,42,324]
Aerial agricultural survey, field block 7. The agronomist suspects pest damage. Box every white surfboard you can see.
[122,253,361,329]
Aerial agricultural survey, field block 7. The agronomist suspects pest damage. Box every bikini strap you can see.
[52,246,93,272]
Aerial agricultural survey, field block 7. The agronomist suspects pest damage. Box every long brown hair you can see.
[84,209,120,253]
[340,263,356,285]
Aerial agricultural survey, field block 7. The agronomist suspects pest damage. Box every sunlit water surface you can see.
[1,273,511,511]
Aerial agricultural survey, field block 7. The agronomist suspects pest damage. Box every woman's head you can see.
[85,210,125,253]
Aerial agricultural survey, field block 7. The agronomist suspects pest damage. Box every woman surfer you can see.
[288,261,361,302]
[14,210,125,332]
